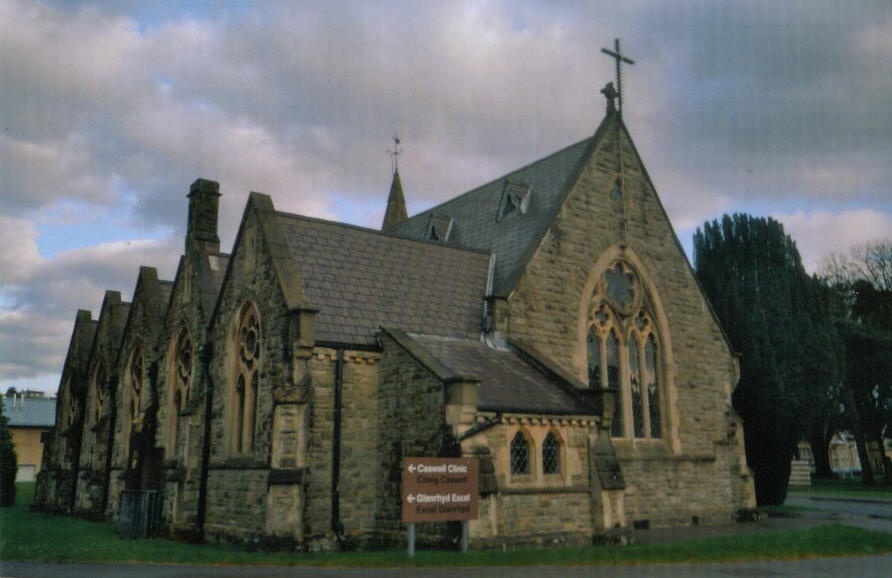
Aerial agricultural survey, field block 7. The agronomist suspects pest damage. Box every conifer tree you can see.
[694,214,839,505]
[0,399,17,507]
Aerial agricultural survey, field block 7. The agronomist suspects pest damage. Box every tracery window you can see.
[168,328,193,452]
[510,431,531,475]
[90,364,106,468]
[587,260,664,440]
[542,431,561,475]
[127,347,144,430]
[229,302,261,455]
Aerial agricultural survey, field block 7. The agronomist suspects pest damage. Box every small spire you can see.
[382,137,408,231]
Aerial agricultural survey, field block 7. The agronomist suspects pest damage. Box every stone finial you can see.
[601,82,619,115]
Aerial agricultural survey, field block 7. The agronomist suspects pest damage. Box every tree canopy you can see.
[0,398,18,507]
[694,214,839,505]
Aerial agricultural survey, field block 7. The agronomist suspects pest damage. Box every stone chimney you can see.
[186,178,221,254]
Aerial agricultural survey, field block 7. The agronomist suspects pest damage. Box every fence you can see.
[117,490,163,538]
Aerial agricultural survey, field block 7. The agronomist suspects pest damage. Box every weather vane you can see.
[601,38,635,115]
[388,133,403,173]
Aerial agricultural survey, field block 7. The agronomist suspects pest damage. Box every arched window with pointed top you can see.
[121,346,144,466]
[542,431,562,475]
[510,431,531,476]
[586,259,665,440]
[227,302,261,455]
[167,328,193,454]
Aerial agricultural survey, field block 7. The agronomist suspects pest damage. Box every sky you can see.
[1,0,890,395]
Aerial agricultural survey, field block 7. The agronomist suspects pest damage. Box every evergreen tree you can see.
[694,214,839,505]
[0,399,17,507]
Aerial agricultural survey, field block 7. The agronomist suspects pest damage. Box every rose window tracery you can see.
[586,259,663,440]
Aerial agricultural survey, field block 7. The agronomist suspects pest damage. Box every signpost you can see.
[401,457,478,556]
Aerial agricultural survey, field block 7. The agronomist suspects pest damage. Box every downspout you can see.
[196,343,215,540]
[331,346,346,545]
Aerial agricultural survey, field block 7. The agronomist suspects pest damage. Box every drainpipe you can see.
[196,343,215,540]
[331,346,346,545]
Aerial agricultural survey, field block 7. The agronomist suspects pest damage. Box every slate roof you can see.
[276,214,492,346]
[3,396,56,428]
[402,333,593,416]
[391,116,613,296]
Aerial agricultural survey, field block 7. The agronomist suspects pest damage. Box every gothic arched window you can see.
[229,302,261,455]
[168,328,193,452]
[587,260,664,440]
[542,431,561,475]
[510,431,531,475]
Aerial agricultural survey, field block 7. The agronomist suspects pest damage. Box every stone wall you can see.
[506,119,754,525]
[464,418,598,548]
[376,334,457,548]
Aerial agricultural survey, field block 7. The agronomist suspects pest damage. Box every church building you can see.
[37,83,755,549]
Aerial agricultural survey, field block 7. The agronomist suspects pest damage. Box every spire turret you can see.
[381,169,408,231]
[382,135,408,230]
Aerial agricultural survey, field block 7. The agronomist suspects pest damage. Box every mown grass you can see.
[4,483,892,567]
[790,477,892,499]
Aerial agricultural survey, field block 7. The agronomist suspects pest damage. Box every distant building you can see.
[3,389,56,482]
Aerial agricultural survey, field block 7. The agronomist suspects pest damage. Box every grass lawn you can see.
[4,482,892,567]
[790,477,892,499]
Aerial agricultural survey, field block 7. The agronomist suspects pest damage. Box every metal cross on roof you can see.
[388,134,403,173]
[601,38,635,115]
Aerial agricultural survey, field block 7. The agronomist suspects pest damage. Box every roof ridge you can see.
[406,134,596,220]
[275,210,492,256]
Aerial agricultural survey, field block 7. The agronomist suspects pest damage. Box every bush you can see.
[0,400,17,507]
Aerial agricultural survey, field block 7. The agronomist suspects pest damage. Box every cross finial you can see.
[601,38,635,115]
[388,134,403,173]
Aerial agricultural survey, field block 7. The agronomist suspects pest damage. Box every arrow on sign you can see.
[407,494,416,504]
[408,464,416,473]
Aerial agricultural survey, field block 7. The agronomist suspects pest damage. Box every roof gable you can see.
[392,114,617,296]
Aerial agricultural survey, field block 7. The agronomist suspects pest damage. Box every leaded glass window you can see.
[629,339,644,438]
[645,335,661,438]
[587,332,602,388]
[542,432,560,474]
[510,432,530,475]
[587,259,665,440]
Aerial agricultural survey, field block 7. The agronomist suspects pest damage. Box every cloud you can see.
[772,209,892,273]
[3,0,891,392]
[0,234,180,381]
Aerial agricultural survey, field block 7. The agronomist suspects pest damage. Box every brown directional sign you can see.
[401,457,479,523]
